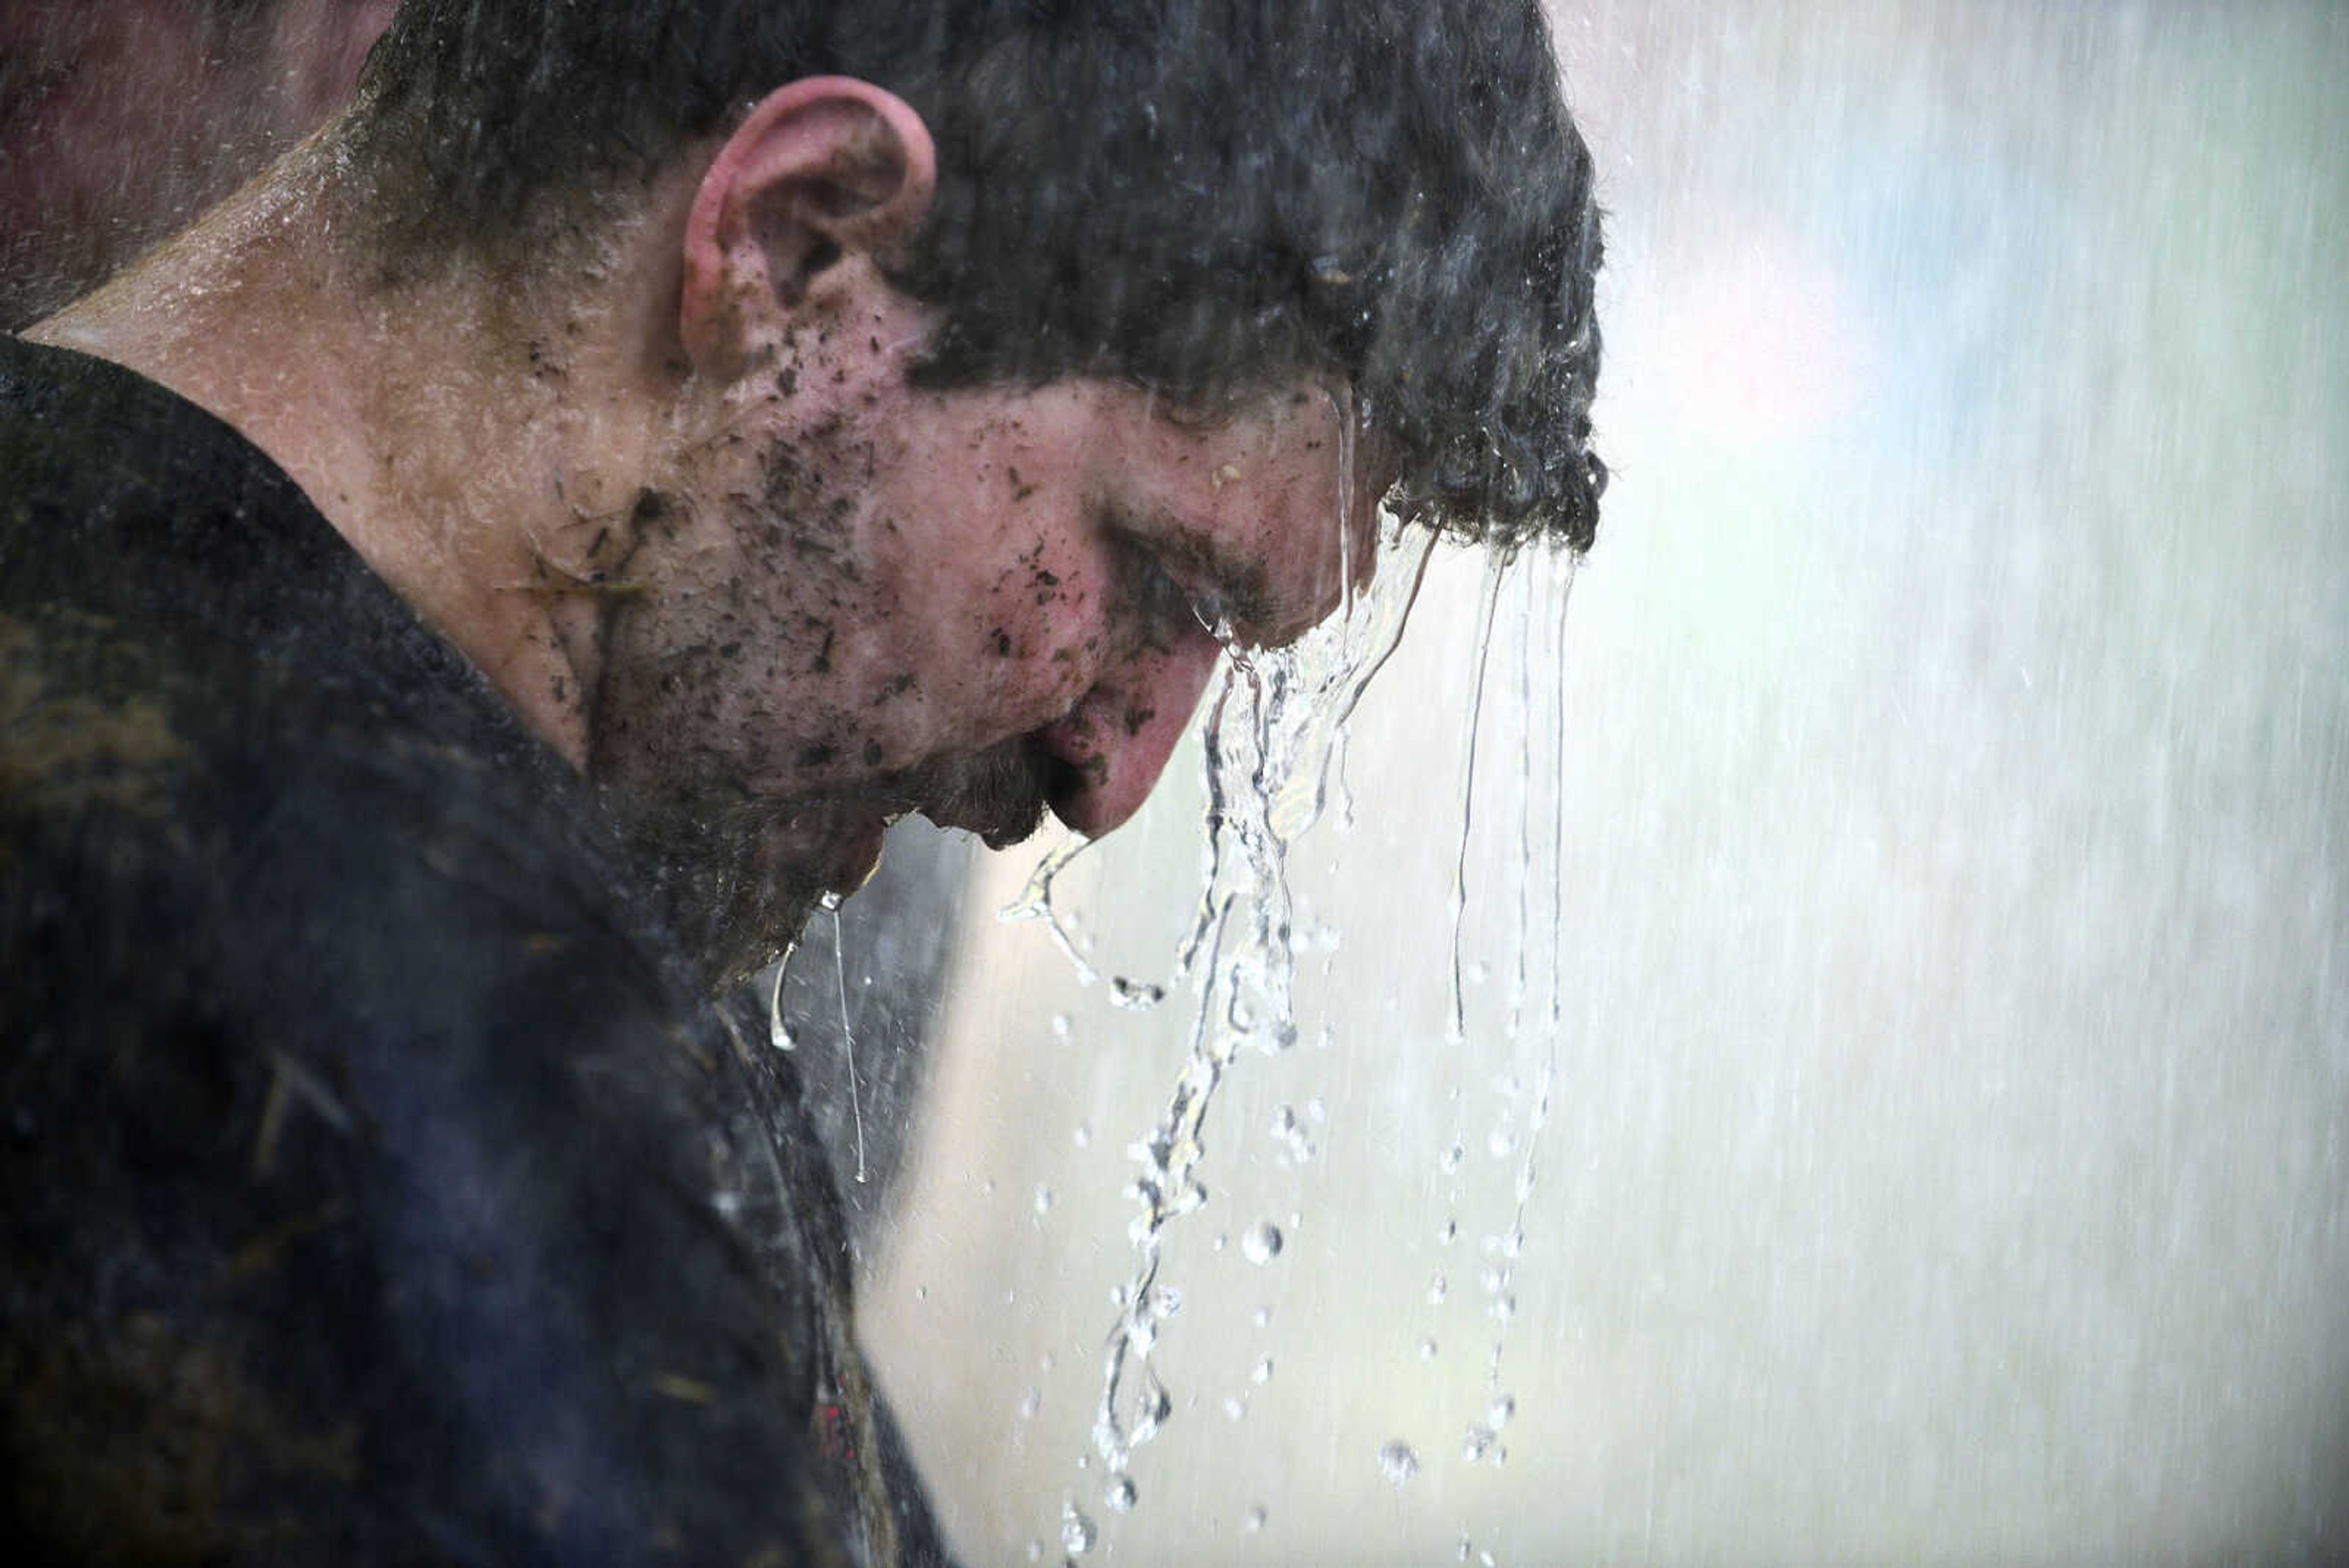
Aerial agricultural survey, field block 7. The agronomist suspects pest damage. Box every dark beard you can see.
[888,734,1058,850]
[603,784,831,989]
[599,737,1055,990]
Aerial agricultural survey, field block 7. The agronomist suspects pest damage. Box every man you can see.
[0,0,397,327]
[1,1,1604,1561]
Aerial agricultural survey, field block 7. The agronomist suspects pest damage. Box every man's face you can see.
[590,288,1383,973]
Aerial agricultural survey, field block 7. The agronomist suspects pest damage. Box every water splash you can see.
[1072,501,1436,1527]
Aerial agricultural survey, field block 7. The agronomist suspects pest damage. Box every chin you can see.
[602,786,833,990]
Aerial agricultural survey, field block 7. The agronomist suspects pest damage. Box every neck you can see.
[26,135,702,771]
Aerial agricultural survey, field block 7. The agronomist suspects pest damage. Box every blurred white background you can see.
[858,2,2349,1562]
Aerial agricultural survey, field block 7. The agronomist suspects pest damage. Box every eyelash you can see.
[1127,546,1231,638]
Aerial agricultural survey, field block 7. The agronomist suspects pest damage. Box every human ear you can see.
[678,76,938,381]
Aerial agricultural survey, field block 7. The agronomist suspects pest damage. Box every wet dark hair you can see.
[350,0,1605,548]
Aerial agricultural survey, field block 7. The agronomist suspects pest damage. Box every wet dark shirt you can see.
[0,335,952,1566]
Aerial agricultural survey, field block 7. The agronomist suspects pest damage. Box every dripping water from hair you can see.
[1448,551,1515,1044]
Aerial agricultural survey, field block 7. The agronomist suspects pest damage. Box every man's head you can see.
[355,0,1603,975]
[58,1,1606,978]
[0,0,395,327]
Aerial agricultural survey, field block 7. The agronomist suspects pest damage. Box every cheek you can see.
[956,552,1114,723]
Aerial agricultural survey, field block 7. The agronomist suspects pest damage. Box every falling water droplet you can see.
[1035,1184,1055,1216]
[1440,1144,1465,1175]
[1018,1387,1041,1420]
[1378,1440,1420,1485]
[1429,1273,1449,1305]
[1109,975,1167,1009]
[1488,1394,1516,1429]
[1241,1221,1283,1264]
[1250,1356,1273,1384]
[1419,1337,1439,1360]
[1244,1504,1267,1533]
[1061,1502,1097,1556]
[1104,1473,1137,1513]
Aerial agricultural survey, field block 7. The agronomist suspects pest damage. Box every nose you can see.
[1036,627,1226,839]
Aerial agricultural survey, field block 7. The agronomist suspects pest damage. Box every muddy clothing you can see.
[0,335,952,1567]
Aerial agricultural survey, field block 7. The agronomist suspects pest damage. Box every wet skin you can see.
[584,282,1386,964]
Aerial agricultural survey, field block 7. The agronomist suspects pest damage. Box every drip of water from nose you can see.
[1002,833,1168,1009]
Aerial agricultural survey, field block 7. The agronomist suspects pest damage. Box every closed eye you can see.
[1104,500,1277,645]
[1187,585,1236,641]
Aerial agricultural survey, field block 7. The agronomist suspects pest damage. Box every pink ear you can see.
[677,76,937,379]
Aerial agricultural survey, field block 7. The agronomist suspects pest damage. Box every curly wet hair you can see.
[351,0,1606,549]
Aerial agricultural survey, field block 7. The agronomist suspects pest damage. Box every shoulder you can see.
[0,581,856,1565]
[0,341,866,1559]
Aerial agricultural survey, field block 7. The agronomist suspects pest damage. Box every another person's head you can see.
[0,0,395,327]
